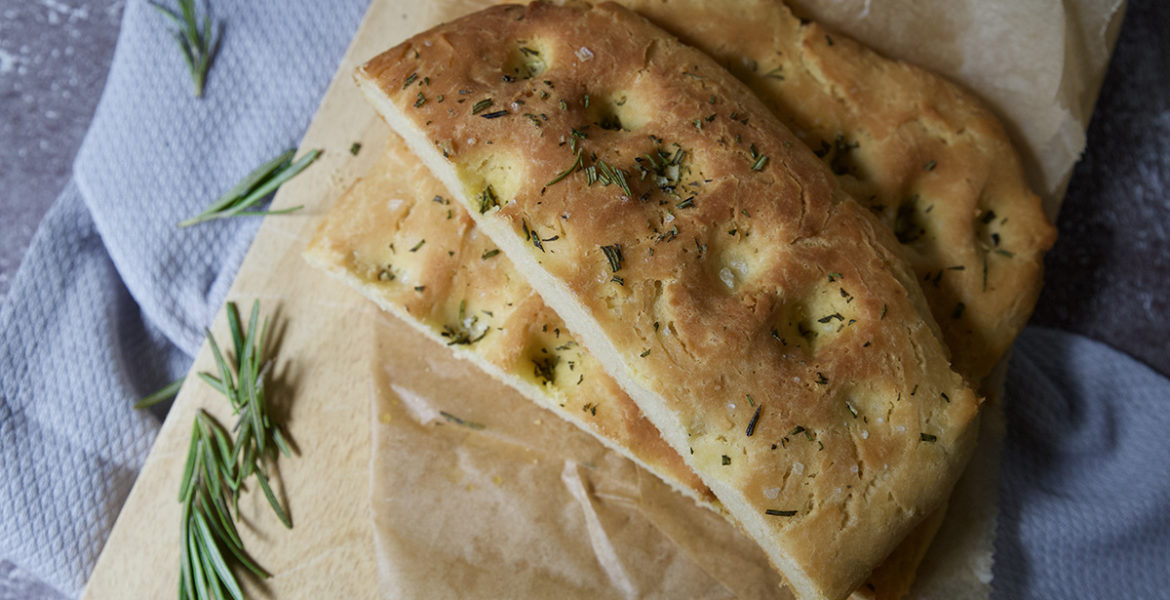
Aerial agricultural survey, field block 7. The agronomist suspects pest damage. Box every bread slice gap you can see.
[356,4,982,599]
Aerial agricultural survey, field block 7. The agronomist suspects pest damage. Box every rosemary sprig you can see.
[178,148,320,227]
[164,300,293,599]
[151,0,218,97]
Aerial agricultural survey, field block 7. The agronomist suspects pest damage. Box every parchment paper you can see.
[366,1,1124,599]
[370,310,785,599]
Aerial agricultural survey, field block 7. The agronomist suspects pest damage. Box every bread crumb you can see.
[575,46,594,61]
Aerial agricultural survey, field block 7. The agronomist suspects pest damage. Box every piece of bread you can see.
[304,138,715,510]
[613,0,1056,382]
[355,4,982,599]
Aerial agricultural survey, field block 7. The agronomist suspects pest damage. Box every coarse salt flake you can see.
[719,267,736,289]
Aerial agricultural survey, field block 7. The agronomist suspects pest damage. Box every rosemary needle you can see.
[178,148,321,228]
[151,0,218,98]
[134,377,185,409]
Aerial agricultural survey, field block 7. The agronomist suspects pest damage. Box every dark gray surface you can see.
[1029,0,1170,376]
[0,4,123,594]
[0,0,124,297]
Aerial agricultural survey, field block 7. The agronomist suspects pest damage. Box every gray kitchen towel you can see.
[994,327,1170,599]
[0,0,367,596]
[0,183,188,600]
[1,1,1167,600]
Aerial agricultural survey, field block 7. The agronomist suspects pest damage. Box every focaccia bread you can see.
[304,139,714,510]
[432,0,1056,383]
[355,4,982,599]
[338,1,1055,597]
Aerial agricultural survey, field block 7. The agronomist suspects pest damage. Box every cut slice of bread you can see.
[354,4,982,598]
[304,138,715,510]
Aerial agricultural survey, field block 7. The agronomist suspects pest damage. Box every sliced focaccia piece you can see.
[355,4,981,599]
[305,138,714,509]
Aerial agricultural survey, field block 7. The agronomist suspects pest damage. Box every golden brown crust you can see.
[616,0,1055,381]
[304,139,714,508]
[356,4,982,599]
